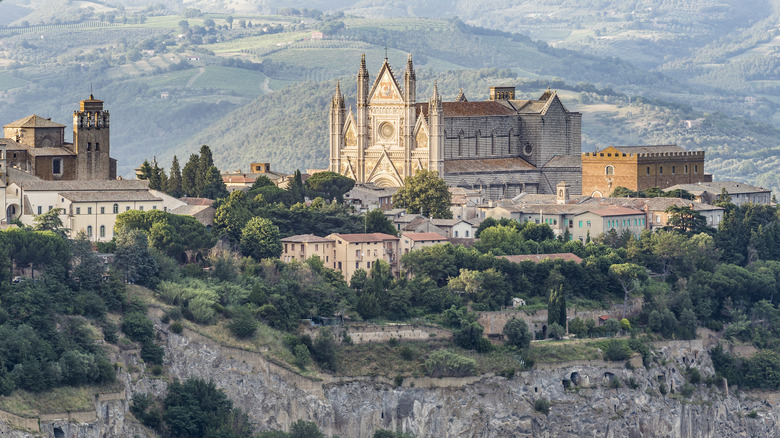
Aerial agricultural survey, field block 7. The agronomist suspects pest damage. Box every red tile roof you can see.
[498,253,583,264]
[329,233,399,242]
[403,232,448,241]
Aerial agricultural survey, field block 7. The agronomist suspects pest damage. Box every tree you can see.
[201,165,229,200]
[149,161,163,190]
[138,159,153,180]
[33,207,68,238]
[286,170,305,204]
[305,171,355,202]
[548,285,566,327]
[226,16,234,29]
[503,317,532,348]
[392,170,452,219]
[181,154,200,197]
[364,209,397,235]
[240,217,282,260]
[609,263,648,319]
[214,191,254,244]
[665,205,707,234]
[167,155,183,197]
[114,229,159,287]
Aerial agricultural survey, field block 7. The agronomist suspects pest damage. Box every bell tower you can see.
[73,95,111,180]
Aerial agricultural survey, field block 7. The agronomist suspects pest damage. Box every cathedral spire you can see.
[405,53,415,80]
[332,79,344,108]
[357,54,369,105]
[404,53,416,104]
[359,53,368,79]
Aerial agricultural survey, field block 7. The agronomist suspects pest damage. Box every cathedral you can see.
[329,55,583,199]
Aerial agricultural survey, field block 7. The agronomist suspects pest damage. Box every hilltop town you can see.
[0,3,780,438]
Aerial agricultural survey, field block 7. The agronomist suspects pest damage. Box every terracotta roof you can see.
[585,206,645,217]
[665,181,770,195]
[26,147,75,157]
[180,197,214,206]
[444,157,536,173]
[17,179,149,191]
[612,145,686,155]
[416,101,516,118]
[498,253,583,264]
[170,204,213,216]
[281,234,334,243]
[223,175,255,184]
[4,115,65,129]
[402,216,430,231]
[59,190,161,202]
[402,232,448,241]
[329,233,399,242]
[543,155,581,168]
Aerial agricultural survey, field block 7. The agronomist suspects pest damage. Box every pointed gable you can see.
[540,91,568,115]
[343,110,358,147]
[413,115,429,149]
[367,149,403,183]
[369,60,403,104]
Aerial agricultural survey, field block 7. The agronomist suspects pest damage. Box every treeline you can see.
[139,145,228,200]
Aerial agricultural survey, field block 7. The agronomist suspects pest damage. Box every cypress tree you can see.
[167,155,183,198]
[197,145,215,195]
[138,159,152,180]
[181,154,200,197]
[201,165,229,200]
[149,161,162,190]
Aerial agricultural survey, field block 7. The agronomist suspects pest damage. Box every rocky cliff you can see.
[158,326,780,438]
[3,321,777,438]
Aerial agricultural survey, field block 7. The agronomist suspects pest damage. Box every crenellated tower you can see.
[428,82,444,175]
[73,95,111,180]
[329,80,346,173]
[403,54,416,178]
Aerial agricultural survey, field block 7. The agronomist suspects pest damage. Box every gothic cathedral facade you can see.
[329,55,584,199]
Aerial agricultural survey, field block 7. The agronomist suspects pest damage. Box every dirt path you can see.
[186,67,205,88]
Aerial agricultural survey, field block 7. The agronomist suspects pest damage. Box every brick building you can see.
[581,145,710,197]
[2,95,116,182]
[329,55,582,200]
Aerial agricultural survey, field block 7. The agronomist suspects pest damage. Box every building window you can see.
[100,206,105,214]
[672,166,676,174]
[139,206,144,211]
[587,221,591,228]
[605,165,614,175]
[87,225,93,237]
[466,230,470,237]
[37,206,42,215]
[95,142,100,151]
[694,165,698,174]
[646,167,650,175]
[684,165,688,174]
[87,207,92,215]
[113,203,119,214]
[153,205,157,210]
[126,206,130,211]
[87,142,92,151]
[578,220,583,228]
[76,207,81,215]
[355,262,359,269]
[659,166,663,174]
[454,230,459,237]
[99,225,105,238]
[52,158,63,176]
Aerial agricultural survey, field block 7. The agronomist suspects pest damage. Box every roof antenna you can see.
[90,82,93,100]
[385,46,388,60]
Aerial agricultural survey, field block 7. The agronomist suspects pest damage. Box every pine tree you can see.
[181,153,200,197]
[287,169,305,204]
[201,165,229,200]
[197,145,215,196]
[167,155,183,198]
[149,161,162,190]
[138,160,152,180]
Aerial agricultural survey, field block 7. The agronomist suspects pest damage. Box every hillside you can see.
[0,5,777,194]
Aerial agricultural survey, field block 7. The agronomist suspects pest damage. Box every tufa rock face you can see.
[160,328,779,438]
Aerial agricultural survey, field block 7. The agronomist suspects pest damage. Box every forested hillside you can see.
[0,1,777,194]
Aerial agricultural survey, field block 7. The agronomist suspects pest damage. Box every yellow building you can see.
[400,232,448,256]
[280,234,335,265]
[327,233,400,282]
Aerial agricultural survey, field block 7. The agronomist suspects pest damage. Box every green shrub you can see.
[747,410,758,419]
[399,345,415,361]
[228,307,258,339]
[534,397,550,415]
[122,312,155,343]
[141,341,164,365]
[687,367,701,384]
[503,318,532,348]
[423,350,477,378]
[169,321,183,334]
[605,340,630,361]
[388,337,399,347]
[293,344,311,370]
[659,383,668,395]
[679,383,695,398]
[393,374,404,387]
[311,328,337,371]
[609,376,621,389]
[548,322,565,340]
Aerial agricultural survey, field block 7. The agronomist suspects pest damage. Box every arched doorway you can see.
[6,204,20,223]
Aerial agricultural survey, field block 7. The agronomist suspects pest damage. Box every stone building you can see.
[2,95,116,181]
[329,55,582,200]
[581,145,710,197]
